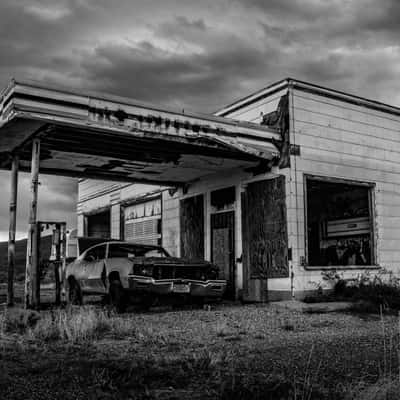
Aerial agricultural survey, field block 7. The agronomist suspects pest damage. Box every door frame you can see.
[210,210,235,299]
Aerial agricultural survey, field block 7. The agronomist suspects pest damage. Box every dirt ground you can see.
[0,301,399,400]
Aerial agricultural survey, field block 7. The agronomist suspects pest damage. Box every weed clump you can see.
[1,306,135,343]
[304,269,400,313]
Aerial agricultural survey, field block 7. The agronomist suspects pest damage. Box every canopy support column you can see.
[7,155,19,307]
[25,138,41,309]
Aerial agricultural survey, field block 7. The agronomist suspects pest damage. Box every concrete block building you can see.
[77,78,400,301]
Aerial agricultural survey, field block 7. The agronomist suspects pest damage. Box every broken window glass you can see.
[306,177,374,266]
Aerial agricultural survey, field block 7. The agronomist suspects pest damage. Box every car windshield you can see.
[108,243,168,259]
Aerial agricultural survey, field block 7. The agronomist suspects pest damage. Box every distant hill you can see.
[0,236,52,283]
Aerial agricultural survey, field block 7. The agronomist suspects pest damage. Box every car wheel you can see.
[109,280,126,313]
[68,280,82,305]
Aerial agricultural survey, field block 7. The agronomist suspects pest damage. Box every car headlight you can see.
[133,264,153,277]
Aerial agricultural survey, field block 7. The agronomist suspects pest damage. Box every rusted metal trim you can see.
[6,78,277,134]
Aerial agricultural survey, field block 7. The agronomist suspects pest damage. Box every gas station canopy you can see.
[0,79,280,185]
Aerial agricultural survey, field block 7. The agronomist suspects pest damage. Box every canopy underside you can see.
[0,79,280,185]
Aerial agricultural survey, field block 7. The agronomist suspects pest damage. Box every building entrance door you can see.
[211,211,235,299]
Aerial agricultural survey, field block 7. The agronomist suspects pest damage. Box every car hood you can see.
[133,257,214,267]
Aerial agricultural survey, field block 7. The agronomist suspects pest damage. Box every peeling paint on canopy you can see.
[0,79,280,185]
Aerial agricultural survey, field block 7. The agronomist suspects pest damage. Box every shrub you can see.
[32,307,136,343]
[332,270,400,312]
[345,377,400,400]
[1,308,41,334]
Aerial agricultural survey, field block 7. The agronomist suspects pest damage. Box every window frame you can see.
[120,194,163,245]
[83,243,107,262]
[303,174,378,270]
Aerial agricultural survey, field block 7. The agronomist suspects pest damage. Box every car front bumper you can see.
[127,275,227,298]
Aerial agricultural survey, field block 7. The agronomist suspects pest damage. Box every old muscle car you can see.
[66,241,226,311]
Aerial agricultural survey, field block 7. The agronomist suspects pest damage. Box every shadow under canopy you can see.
[0,78,280,308]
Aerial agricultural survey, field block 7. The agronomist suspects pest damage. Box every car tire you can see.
[109,280,126,313]
[68,279,82,305]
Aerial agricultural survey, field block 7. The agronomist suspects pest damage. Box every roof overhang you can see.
[0,79,280,186]
[216,77,400,118]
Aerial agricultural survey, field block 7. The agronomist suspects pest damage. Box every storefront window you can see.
[305,177,374,266]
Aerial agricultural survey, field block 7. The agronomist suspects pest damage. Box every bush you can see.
[334,270,400,312]
[304,269,400,312]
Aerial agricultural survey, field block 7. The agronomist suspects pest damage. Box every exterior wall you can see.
[290,88,400,297]
[77,180,163,238]
[223,88,287,123]
[217,88,293,299]
[167,167,288,298]
[76,81,400,301]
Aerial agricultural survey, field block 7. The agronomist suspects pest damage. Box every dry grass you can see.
[1,306,136,343]
[1,303,400,399]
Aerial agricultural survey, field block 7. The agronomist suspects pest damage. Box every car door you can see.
[80,244,107,294]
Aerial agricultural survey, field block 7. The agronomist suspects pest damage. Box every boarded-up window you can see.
[242,177,288,280]
[180,194,204,259]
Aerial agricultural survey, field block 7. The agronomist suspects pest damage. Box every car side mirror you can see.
[86,255,96,262]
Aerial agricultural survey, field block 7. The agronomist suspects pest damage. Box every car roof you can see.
[82,241,163,254]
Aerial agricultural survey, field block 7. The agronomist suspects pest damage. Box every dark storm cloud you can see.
[0,0,399,239]
[234,0,340,21]
[78,22,279,111]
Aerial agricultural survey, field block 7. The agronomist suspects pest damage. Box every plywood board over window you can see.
[241,176,289,301]
[180,194,204,260]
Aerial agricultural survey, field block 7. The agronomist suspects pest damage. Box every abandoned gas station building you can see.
[1,77,400,305]
[76,78,400,301]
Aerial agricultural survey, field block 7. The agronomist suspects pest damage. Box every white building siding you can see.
[224,89,287,123]
[78,179,124,203]
[77,181,164,238]
[290,89,400,294]
[218,89,293,296]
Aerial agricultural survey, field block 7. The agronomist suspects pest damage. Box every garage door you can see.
[124,198,162,245]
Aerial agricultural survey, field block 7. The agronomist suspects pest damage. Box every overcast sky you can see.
[0,0,399,241]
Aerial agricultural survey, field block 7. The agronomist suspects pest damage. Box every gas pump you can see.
[36,221,67,306]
